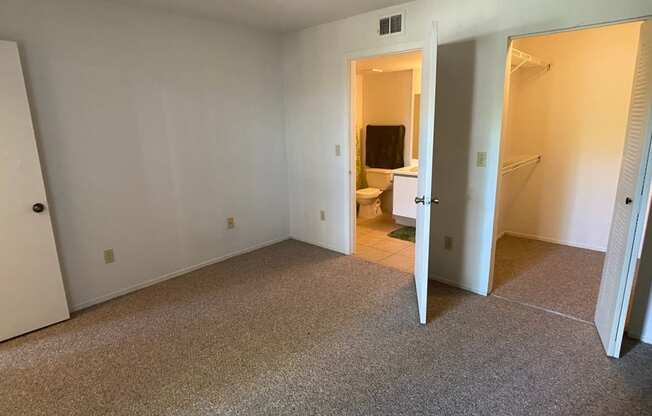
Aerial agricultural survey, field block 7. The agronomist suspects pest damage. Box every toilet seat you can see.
[356,187,382,199]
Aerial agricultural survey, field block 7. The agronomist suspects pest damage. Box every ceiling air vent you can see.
[379,13,403,37]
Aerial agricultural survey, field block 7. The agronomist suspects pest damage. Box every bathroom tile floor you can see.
[354,214,415,273]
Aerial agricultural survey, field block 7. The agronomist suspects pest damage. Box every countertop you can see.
[393,166,418,178]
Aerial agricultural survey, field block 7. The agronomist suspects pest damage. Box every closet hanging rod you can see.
[501,154,542,176]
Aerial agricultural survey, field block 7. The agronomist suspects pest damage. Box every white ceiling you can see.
[117,0,409,33]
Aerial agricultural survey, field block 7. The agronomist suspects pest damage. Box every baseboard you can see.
[502,231,606,252]
[71,236,289,311]
[429,274,488,296]
[394,215,416,227]
[289,235,349,255]
[293,237,491,297]
[627,330,652,346]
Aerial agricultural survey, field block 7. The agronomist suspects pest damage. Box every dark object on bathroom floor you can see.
[388,226,415,242]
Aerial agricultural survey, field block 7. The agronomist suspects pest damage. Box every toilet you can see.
[356,168,395,219]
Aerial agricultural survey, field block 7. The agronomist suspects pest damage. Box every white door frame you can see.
[487,15,652,295]
[345,40,424,256]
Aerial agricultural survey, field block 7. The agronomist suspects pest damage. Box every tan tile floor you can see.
[354,214,415,273]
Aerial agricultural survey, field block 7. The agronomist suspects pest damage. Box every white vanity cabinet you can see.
[392,172,418,225]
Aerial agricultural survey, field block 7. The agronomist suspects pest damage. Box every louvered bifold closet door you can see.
[595,21,652,358]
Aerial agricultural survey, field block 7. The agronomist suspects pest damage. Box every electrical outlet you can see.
[227,217,235,229]
[444,236,453,251]
[104,249,115,264]
[476,152,487,168]
[320,210,326,221]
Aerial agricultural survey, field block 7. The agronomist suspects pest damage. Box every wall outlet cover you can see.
[104,249,115,264]
[476,152,487,168]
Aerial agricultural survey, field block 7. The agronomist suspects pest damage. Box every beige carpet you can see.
[493,235,604,322]
[1,240,651,415]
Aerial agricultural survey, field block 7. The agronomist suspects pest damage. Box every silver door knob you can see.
[415,196,425,205]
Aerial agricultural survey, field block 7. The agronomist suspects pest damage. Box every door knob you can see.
[415,196,425,205]
[625,197,633,205]
[32,203,46,213]
[431,197,440,205]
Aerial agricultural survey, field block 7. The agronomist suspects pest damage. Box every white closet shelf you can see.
[511,48,551,73]
[501,154,542,175]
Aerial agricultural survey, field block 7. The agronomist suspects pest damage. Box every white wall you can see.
[282,0,652,293]
[355,72,365,189]
[499,23,641,251]
[411,68,422,162]
[1,0,289,309]
[361,70,413,167]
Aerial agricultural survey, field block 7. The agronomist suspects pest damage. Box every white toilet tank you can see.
[365,168,394,190]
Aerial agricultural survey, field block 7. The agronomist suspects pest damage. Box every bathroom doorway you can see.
[349,50,423,274]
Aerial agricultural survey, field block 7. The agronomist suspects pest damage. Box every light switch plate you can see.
[444,236,453,251]
[227,217,235,229]
[320,210,326,221]
[476,152,487,168]
[335,144,341,157]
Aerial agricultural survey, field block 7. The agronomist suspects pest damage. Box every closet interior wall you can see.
[498,23,642,252]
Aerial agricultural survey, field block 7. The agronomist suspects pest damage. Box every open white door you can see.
[595,21,652,358]
[0,41,69,342]
[414,23,439,324]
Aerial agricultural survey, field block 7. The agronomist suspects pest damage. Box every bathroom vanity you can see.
[392,166,418,226]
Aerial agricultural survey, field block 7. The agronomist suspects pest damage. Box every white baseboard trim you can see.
[393,215,416,227]
[501,230,606,252]
[71,236,289,312]
[627,330,652,346]
[429,274,488,296]
[289,235,349,255]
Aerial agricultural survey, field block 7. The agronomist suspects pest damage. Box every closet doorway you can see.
[491,19,652,357]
